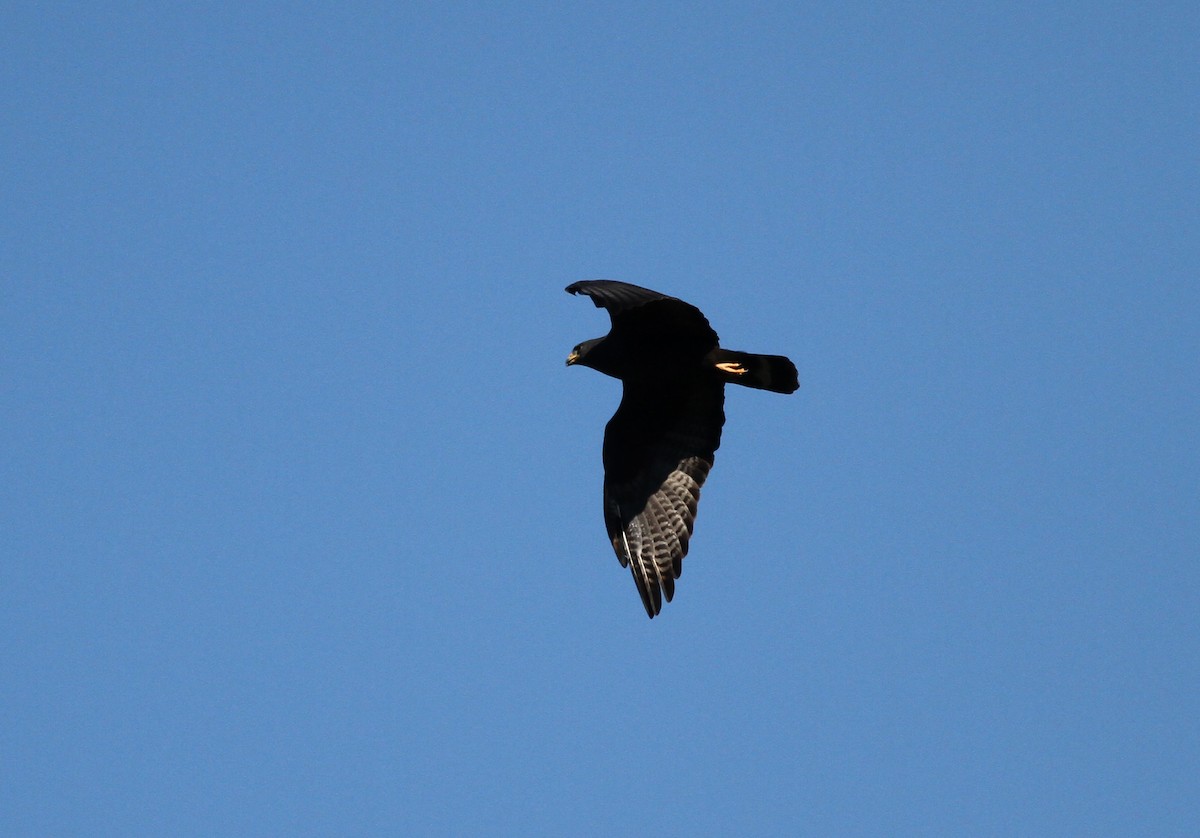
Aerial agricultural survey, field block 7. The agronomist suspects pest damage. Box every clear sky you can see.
[3,3,1197,835]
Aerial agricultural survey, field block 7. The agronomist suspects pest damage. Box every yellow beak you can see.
[565,351,580,366]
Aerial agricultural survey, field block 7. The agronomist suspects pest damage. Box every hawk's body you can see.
[565,280,798,617]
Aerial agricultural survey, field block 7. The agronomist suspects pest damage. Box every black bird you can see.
[565,280,799,618]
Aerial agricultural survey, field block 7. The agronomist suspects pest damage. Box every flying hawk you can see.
[565,279,799,617]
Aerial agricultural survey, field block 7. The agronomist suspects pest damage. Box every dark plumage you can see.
[565,279,799,617]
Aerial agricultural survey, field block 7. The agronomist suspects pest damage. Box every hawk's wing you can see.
[565,279,674,315]
[566,280,719,348]
[602,376,726,617]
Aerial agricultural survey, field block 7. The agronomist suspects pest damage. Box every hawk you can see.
[565,280,799,617]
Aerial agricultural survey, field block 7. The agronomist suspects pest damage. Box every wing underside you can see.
[605,455,711,617]
[601,377,725,617]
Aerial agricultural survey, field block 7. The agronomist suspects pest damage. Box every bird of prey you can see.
[565,279,799,618]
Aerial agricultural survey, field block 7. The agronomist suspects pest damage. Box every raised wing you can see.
[565,280,674,315]
[566,279,718,350]
[601,376,725,617]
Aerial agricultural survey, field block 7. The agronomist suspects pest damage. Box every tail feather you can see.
[710,349,799,394]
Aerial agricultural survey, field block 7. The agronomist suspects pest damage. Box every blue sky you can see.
[3,3,1197,835]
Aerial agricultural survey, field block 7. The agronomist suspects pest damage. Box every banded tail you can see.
[709,349,799,394]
